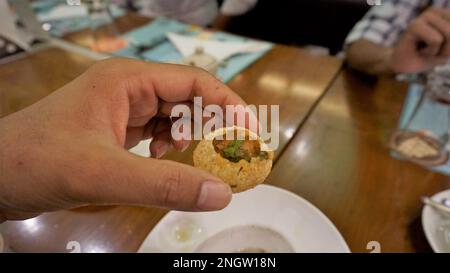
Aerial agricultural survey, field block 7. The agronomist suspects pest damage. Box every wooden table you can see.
[266,70,450,252]
[0,15,342,252]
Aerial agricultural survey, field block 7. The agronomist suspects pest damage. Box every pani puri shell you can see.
[193,127,274,193]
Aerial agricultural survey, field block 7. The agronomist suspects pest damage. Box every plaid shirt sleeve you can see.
[344,0,430,48]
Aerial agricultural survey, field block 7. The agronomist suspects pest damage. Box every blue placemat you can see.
[113,17,274,83]
[395,83,450,175]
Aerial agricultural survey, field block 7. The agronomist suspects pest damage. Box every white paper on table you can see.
[37,5,88,22]
[0,0,31,50]
[129,139,151,157]
[166,32,271,62]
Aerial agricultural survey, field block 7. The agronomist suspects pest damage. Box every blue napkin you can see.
[395,83,450,175]
[114,17,273,83]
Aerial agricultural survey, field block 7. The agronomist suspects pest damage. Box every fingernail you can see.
[155,143,170,159]
[197,181,232,210]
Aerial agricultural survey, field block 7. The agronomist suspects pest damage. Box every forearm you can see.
[0,113,28,220]
[345,39,394,76]
[0,111,57,222]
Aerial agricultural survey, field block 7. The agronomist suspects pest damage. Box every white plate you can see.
[422,189,450,253]
[138,184,350,253]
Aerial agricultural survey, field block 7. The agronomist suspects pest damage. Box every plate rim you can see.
[256,185,350,252]
[421,189,450,253]
[138,184,350,253]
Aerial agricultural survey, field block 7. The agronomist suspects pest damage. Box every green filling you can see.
[222,140,244,163]
[218,139,268,163]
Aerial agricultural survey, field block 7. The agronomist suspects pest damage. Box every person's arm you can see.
[347,8,450,74]
[346,39,394,75]
[343,0,421,75]
[346,7,450,75]
[0,58,251,222]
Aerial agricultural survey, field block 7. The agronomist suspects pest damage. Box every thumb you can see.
[78,148,232,211]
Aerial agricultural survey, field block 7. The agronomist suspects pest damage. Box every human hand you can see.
[0,58,247,222]
[391,8,450,73]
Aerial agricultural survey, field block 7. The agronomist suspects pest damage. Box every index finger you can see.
[114,58,247,108]
[143,62,258,133]
[88,58,255,132]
